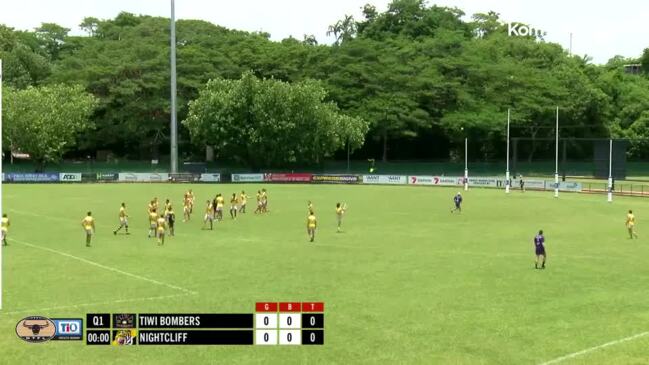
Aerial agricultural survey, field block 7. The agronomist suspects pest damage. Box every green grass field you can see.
[1,183,649,364]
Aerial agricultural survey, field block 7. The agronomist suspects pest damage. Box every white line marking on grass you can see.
[0,293,194,316]
[11,238,197,295]
[538,331,649,365]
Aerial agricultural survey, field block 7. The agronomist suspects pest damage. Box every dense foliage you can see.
[1,0,648,166]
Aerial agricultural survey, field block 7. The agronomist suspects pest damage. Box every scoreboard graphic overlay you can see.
[85,302,324,345]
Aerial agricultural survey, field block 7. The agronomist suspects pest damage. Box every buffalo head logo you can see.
[24,321,49,335]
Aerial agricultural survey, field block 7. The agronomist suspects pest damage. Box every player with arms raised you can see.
[626,210,638,239]
[336,202,347,232]
[81,211,95,247]
[534,230,546,269]
[113,203,129,235]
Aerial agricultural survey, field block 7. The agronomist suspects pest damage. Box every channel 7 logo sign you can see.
[53,319,83,341]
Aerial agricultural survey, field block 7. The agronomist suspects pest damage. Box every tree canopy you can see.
[1,1,648,167]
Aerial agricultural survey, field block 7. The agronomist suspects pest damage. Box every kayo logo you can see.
[508,23,547,38]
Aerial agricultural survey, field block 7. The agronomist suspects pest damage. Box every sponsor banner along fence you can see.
[96,172,118,182]
[118,172,169,182]
[408,176,460,186]
[4,173,59,182]
[362,175,408,185]
[312,174,361,184]
[59,173,82,182]
[263,173,312,182]
[199,173,221,182]
[232,173,264,182]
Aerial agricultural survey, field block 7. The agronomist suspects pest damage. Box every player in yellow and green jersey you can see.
[336,202,347,232]
[254,190,263,214]
[1,213,10,246]
[215,194,225,221]
[81,211,95,247]
[113,203,129,235]
[307,210,317,243]
[203,200,214,230]
[148,209,158,238]
[626,210,638,239]
[230,193,239,219]
[261,189,268,213]
[156,215,167,245]
[239,191,249,214]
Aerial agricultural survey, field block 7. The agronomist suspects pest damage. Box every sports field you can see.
[1,183,648,364]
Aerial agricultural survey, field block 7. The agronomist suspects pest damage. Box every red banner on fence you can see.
[263,173,313,182]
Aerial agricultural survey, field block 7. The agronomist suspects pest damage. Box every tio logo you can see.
[56,320,82,335]
[508,22,547,37]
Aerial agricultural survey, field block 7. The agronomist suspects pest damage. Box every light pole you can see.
[170,0,178,173]
[506,108,510,194]
[464,137,468,191]
[608,139,613,203]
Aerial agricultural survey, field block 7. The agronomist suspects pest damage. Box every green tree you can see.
[183,72,368,168]
[2,84,97,170]
[34,23,70,60]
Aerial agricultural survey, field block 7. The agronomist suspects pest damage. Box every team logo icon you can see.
[16,316,56,343]
[112,329,137,346]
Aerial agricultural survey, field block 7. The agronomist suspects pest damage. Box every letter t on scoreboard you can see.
[255,302,278,345]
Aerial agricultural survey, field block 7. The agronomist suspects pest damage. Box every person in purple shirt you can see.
[450,192,463,213]
[534,230,546,269]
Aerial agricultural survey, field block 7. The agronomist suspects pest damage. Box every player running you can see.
[239,191,249,213]
[113,203,129,235]
[1,213,10,246]
[81,211,95,247]
[156,214,167,245]
[626,210,639,239]
[307,210,317,242]
[203,200,214,230]
[336,202,347,232]
[534,230,546,269]
[451,192,463,213]
[230,193,239,219]
[261,189,269,213]
[254,190,263,214]
[148,209,158,238]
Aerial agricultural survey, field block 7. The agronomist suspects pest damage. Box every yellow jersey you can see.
[148,203,154,213]
[1,217,10,232]
[82,216,94,230]
[156,217,166,232]
[627,213,636,227]
[307,215,317,228]
[206,203,213,214]
[119,207,127,218]
[261,192,267,200]
[308,203,314,211]
[240,194,247,204]
[216,196,224,208]
[149,212,158,224]
[230,196,238,205]
[336,207,343,216]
